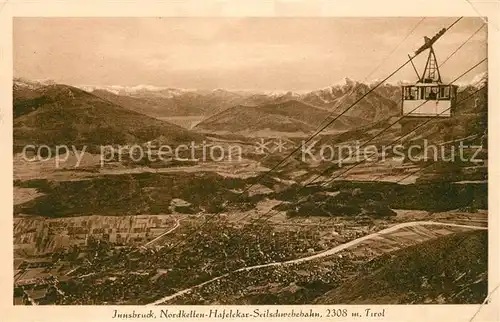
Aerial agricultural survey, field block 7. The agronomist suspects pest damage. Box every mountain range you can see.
[77,78,404,134]
[79,77,402,118]
[13,74,487,148]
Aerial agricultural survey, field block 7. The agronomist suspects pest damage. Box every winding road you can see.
[147,220,486,305]
[143,217,181,248]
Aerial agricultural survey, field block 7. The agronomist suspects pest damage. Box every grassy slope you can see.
[196,100,368,133]
[13,84,203,149]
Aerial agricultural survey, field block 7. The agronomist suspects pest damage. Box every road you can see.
[143,217,181,247]
[147,220,486,305]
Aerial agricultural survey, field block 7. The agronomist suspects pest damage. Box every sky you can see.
[13,17,487,92]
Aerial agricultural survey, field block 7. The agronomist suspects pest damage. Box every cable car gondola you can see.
[401,28,458,118]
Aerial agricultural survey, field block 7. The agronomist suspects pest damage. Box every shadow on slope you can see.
[314,230,487,304]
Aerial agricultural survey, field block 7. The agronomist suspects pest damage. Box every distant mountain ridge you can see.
[75,74,485,101]
[13,73,487,140]
[20,74,485,119]
[73,77,404,123]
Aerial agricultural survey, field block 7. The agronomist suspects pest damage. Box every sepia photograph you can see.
[8,12,493,314]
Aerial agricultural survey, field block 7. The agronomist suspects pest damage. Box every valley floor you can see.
[13,209,487,305]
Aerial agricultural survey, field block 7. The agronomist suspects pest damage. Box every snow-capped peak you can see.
[470,71,487,87]
[453,71,487,88]
[76,84,191,97]
[14,77,56,89]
